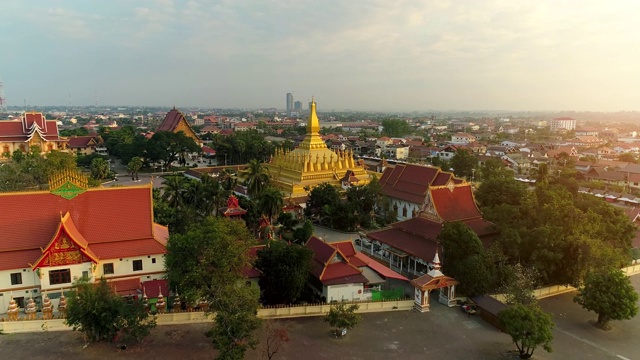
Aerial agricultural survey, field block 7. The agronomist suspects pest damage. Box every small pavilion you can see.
[219,195,247,218]
[410,252,458,312]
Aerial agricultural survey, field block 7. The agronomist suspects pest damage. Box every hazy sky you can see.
[1,0,639,111]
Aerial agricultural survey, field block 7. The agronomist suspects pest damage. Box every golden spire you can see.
[307,97,320,135]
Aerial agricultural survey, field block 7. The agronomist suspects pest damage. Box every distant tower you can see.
[286,92,294,116]
[294,101,302,111]
[0,78,7,112]
[95,90,98,107]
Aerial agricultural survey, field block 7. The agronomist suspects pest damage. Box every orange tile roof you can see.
[0,185,166,270]
[430,184,482,221]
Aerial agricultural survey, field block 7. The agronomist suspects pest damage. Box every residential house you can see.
[451,133,476,145]
[67,135,106,156]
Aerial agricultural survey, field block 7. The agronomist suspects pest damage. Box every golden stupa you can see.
[266,98,370,197]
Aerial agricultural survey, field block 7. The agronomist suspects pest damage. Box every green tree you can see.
[324,303,361,337]
[500,263,539,306]
[145,131,201,170]
[90,157,110,180]
[450,149,478,179]
[498,304,554,359]
[574,269,639,329]
[437,222,491,296]
[255,241,313,304]
[65,277,156,343]
[381,119,412,137]
[45,151,78,172]
[162,175,187,208]
[127,156,143,181]
[165,217,260,359]
[479,158,511,181]
[304,183,341,220]
[258,186,284,223]
[618,152,637,163]
[531,163,550,184]
[243,159,271,197]
[293,219,314,245]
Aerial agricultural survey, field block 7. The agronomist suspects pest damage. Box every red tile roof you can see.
[352,252,408,281]
[430,184,482,221]
[90,239,167,260]
[67,136,101,148]
[157,109,186,132]
[306,236,367,285]
[0,185,167,271]
[108,277,141,296]
[142,279,168,298]
[367,227,439,261]
[379,164,461,204]
[0,114,64,143]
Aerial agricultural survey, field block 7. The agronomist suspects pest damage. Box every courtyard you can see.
[3,275,640,360]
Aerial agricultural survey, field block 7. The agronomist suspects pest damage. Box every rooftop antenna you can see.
[68,92,71,108]
[0,77,7,112]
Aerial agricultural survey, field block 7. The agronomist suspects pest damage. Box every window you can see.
[103,263,114,275]
[10,272,22,285]
[402,206,408,217]
[133,260,143,271]
[82,271,89,279]
[49,269,71,285]
[151,258,156,264]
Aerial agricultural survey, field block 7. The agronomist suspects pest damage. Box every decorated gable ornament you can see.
[49,170,89,200]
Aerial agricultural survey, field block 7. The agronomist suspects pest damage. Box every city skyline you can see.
[1,1,639,111]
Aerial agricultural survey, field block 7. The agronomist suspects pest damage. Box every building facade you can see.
[549,117,577,131]
[0,172,168,313]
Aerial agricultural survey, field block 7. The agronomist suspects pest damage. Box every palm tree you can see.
[128,157,143,181]
[243,159,270,197]
[219,168,238,192]
[258,186,284,223]
[531,163,550,184]
[162,175,187,208]
[200,174,228,216]
[184,179,204,211]
[90,158,110,180]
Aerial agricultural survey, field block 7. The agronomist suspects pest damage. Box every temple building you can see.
[378,163,464,220]
[361,179,496,278]
[157,107,202,146]
[0,171,168,314]
[0,112,68,160]
[265,99,371,197]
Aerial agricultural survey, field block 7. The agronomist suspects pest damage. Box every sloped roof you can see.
[67,136,101,148]
[0,113,64,142]
[306,236,367,286]
[379,164,445,204]
[0,185,167,271]
[430,184,482,221]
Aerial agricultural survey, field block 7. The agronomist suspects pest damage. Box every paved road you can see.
[311,224,360,243]
[249,275,640,360]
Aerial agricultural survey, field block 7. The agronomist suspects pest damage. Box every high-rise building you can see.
[549,117,576,131]
[286,93,294,115]
[294,101,302,111]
